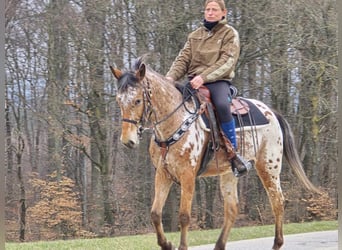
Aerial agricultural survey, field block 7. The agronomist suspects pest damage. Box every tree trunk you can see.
[16,135,25,241]
[84,0,114,232]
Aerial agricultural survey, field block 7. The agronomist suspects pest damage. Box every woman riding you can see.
[165,0,253,177]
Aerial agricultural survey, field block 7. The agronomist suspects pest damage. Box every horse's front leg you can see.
[151,168,174,250]
[178,174,196,250]
[214,173,239,250]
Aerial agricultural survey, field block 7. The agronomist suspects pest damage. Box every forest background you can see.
[5,0,337,242]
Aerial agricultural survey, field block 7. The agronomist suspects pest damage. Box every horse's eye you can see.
[135,99,142,106]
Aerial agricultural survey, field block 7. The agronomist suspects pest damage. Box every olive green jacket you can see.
[166,18,240,83]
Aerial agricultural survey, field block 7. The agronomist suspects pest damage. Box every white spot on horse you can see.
[180,122,206,168]
[118,87,139,108]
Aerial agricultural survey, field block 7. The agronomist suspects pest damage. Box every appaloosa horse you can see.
[110,57,320,250]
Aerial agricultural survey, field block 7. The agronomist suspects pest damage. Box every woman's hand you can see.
[166,76,174,82]
[190,75,204,89]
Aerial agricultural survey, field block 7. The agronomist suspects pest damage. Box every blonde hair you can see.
[204,0,226,10]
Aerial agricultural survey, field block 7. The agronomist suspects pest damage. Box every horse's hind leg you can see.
[263,182,284,250]
[151,168,174,250]
[263,176,285,250]
[269,191,284,250]
[214,173,238,250]
[255,153,285,250]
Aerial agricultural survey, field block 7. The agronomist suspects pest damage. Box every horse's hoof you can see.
[162,241,174,250]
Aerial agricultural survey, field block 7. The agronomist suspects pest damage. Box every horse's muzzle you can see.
[120,131,139,148]
[122,139,137,149]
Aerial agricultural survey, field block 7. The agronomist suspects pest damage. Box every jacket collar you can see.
[203,18,227,32]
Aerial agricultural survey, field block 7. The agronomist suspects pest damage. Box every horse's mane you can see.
[117,56,170,93]
[116,62,140,93]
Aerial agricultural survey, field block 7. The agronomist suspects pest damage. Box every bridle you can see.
[120,81,154,139]
[120,79,199,146]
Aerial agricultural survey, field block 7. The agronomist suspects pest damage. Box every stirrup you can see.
[231,154,254,177]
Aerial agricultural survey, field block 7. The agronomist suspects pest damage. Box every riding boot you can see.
[221,120,254,177]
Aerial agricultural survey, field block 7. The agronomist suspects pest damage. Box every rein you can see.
[146,81,199,148]
[149,81,198,127]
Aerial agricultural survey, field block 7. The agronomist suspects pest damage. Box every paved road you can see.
[188,230,338,250]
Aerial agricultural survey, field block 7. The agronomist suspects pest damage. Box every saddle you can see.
[231,98,249,115]
[197,85,250,114]
[197,86,268,175]
[195,86,256,176]
[175,83,268,176]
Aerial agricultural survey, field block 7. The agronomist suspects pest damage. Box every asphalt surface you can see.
[188,230,338,250]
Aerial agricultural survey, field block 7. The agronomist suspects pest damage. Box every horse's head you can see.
[110,58,149,148]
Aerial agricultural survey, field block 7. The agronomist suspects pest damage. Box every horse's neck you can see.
[147,74,194,140]
[147,74,183,110]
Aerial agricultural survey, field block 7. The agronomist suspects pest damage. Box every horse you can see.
[109,57,320,250]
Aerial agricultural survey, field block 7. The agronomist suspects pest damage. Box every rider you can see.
[165,0,253,177]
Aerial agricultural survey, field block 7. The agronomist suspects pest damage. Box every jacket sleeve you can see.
[166,38,192,81]
[201,27,240,82]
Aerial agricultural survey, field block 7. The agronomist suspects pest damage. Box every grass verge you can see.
[5,220,337,250]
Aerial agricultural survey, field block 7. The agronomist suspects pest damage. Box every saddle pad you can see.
[233,98,269,128]
[200,98,269,129]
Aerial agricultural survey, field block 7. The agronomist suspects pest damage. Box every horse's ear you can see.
[136,63,146,82]
[109,66,122,80]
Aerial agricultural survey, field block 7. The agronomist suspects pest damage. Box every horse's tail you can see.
[273,110,321,194]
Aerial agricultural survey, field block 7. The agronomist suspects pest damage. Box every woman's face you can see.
[204,2,227,22]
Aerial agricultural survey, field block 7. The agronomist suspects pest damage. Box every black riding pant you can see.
[204,80,233,123]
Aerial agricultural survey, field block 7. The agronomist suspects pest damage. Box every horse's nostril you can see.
[123,140,136,149]
[128,140,135,148]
